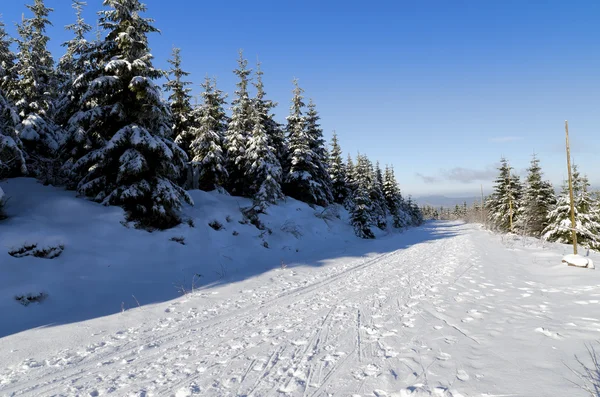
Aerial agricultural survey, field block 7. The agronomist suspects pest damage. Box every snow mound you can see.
[562,254,595,269]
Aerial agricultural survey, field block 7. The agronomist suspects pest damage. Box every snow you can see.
[563,254,595,269]
[1,179,600,396]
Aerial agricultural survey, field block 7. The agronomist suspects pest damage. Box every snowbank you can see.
[562,253,595,269]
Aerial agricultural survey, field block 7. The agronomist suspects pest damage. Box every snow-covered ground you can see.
[1,179,600,396]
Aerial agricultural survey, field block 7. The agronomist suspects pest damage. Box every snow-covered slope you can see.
[0,178,393,339]
[1,179,600,396]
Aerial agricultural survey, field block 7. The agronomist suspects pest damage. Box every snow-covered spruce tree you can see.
[55,0,93,127]
[350,154,375,239]
[0,91,27,179]
[0,21,26,179]
[284,80,331,206]
[189,77,228,191]
[224,51,253,196]
[305,99,333,204]
[515,155,556,237]
[165,47,193,148]
[13,0,63,179]
[245,95,283,210]
[67,0,191,229]
[542,166,600,250]
[343,153,356,210]
[487,158,522,233]
[383,164,410,228]
[253,62,286,173]
[368,159,388,229]
[0,20,17,94]
[328,131,347,204]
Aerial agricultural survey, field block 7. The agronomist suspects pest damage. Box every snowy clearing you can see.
[1,179,600,396]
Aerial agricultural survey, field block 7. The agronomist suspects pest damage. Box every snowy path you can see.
[1,222,599,396]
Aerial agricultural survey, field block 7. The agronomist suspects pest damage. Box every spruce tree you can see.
[253,62,285,171]
[189,77,228,191]
[165,47,193,148]
[344,153,356,210]
[350,154,375,238]
[516,155,556,237]
[368,158,388,229]
[0,21,25,179]
[543,166,600,250]
[284,80,331,206]
[67,0,191,229]
[13,0,63,174]
[55,0,93,127]
[224,51,253,196]
[383,164,410,228]
[0,20,17,94]
[246,97,283,210]
[305,99,333,203]
[487,158,521,233]
[328,131,347,204]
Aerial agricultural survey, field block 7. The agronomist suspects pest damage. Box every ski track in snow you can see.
[1,222,599,396]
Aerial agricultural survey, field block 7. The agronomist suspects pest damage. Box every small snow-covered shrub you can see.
[170,236,186,245]
[232,230,239,236]
[262,241,269,249]
[209,220,224,231]
[9,243,64,259]
[315,205,340,222]
[226,215,233,223]
[186,218,195,228]
[281,220,303,238]
[241,206,266,230]
[15,292,48,306]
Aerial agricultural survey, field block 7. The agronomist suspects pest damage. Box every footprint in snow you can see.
[535,327,563,340]
[456,369,470,381]
[436,352,451,361]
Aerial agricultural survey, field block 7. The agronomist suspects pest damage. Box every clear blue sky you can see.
[2,0,599,197]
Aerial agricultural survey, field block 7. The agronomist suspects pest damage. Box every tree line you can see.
[424,155,600,250]
[0,0,422,238]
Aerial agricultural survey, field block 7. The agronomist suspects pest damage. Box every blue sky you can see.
[2,0,599,197]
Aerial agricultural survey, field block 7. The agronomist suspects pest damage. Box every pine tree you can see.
[253,62,285,171]
[13,0,63,173]
[350,154,375,239]
[515,155,556,237]
[67,0,191,229]
[189,77,228,191]
[542,166,600,250]
[328,131,347,204]
[284,80,331,206]
[165,47,193,148]
[487,158,521,233]
[224,51,253,196]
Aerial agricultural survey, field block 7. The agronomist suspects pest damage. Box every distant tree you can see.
[368,159,388,229]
